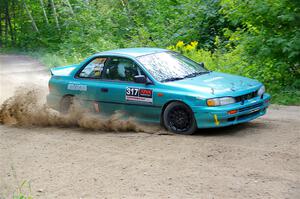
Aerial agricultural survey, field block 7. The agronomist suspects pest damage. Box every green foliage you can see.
[13,195,33,199]
[13,180,33,199]
[1,0,299,104]
[169,41,300,105]
[220,0,300,87]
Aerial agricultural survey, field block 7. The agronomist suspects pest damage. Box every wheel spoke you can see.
[167,106,192,132]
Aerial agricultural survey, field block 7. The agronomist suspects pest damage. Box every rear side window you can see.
[79,58,106,78]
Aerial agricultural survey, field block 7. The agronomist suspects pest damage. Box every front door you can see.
[99,57,160,122]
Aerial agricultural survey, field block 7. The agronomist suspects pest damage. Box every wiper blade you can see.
[184,71,210,78]
[161,77,185,82]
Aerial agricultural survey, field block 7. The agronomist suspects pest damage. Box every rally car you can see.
[47,48,270,134]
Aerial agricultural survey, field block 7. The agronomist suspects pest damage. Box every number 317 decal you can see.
[126,87,153,103]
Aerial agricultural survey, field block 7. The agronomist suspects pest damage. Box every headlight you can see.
[258,85,265,97]
[207,97,236,106]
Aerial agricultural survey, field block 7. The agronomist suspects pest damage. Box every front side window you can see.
[102,57,144,82]
[79,57,106,78]
[137,51,208,82]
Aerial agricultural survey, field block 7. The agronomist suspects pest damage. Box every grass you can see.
[271,89,300,105]
[12,180,33,199]
[6,165,33,199]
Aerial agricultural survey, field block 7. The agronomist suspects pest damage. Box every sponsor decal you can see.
[126,87,153,103]
[67,83,87,91]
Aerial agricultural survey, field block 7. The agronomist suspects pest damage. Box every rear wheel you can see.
[163,102,197,135]
[60,95,74,114]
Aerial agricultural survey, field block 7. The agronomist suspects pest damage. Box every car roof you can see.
[95,48,169,58]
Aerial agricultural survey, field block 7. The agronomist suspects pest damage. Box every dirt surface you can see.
[0,54,299,199]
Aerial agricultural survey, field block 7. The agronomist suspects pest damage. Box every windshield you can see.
[137,51,208,82]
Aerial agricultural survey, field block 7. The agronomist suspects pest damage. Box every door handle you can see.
[101,88,108,92]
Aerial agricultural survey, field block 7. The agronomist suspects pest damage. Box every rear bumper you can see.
[193,93,271,128]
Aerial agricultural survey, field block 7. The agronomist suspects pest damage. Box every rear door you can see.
[74,57,113,113]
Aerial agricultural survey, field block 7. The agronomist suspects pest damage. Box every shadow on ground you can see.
[193,121,269,137]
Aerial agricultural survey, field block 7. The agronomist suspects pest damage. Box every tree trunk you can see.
[4,0,8,46]
[5,0,14,45]
[49,0,60,30]
[0,1,3,47]
[119,0,135,28]
[39,0,49,25]
[23,0,39,32]
[120,0,129,13]
[12,0,17,45]
[64,0,74,15]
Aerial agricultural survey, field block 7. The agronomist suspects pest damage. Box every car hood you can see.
[50,64,79,76]
[163,72,262,97]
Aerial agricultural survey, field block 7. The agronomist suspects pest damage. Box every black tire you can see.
[60,95,74,114]
[163,102,197,135]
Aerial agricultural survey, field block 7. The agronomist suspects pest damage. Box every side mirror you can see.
[198,62,205,68]
[134,75,147,84]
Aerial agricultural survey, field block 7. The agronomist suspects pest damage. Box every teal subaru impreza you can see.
[47,48,270,134]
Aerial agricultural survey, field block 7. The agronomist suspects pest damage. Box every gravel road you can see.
[0,54,299,199]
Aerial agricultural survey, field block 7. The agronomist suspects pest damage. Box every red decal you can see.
[140,89,152,95]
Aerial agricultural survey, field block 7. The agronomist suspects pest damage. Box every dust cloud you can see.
[0,55,164,134]
[0,87,150,132]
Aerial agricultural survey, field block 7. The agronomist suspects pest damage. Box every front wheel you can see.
[163,102,197,135]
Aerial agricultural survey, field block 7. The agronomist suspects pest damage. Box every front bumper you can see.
[192,93,271,128]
